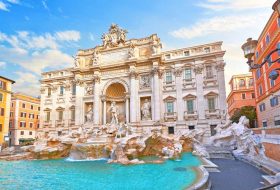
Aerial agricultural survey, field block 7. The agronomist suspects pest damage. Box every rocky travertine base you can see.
[0,124,208,164]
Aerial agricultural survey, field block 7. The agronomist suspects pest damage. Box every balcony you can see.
[184,111,198,120]
[163,81,176,91]
[164,112,177,121]
[68,119,75,126]
[205,109,221,119]
[203,75,218,87]
[182,78,196,89]
[55,120,65,127]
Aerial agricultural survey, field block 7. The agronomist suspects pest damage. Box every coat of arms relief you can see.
[101,24,128,48]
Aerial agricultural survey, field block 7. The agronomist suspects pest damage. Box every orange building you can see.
[227,73,256,117]
[9,93,40,146]
[244,10,280,162]
[0,76,15,149]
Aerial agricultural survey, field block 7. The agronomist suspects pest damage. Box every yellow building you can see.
[9,93,40,146]
[0,76,15,149]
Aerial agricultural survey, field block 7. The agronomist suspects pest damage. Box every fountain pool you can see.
[0,153,201,190]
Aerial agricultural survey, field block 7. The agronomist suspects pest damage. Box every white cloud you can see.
[170,14,265,39]
[89,33,95,42]
[42,0,49,11]
[55,30,81,42]
[7,0,20,4]
[0,30,80,95]
[0,61,6,68]
[0,1,9,11]
[197,0,274,11]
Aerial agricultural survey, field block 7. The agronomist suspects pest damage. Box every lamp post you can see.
[241,38,280,81]
[241,1,280,80]
[273,0,280,17]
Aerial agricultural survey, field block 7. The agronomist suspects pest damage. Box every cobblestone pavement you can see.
[209,158,265,190]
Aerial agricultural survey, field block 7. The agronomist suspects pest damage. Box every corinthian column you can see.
[174,67,183,121]
[93,75,100,125]
[194,62,205,119]
[129,70,138,123]
[215,61,226,115]
[152,62,161,121]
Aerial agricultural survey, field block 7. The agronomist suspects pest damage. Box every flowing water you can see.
[0,153,201,190]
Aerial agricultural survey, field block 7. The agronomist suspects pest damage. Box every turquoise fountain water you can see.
[0,153,201,190]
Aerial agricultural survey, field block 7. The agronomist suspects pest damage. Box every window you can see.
[20,122,26,128]
[168,127,174,134]
[188,125,195,130]
[22,103,25,108]
[270,79,275,87]
[265,34,270,44]
[242,93,246,99]
[29,131,32,135]
[46,111,51,122]
[262,121,267,128]
[71,109,75,121]
[165,71,172,84]
[204,47,210,53]
[47,88,52,96]
[206,66,213,78]
[184,68,192,81]
[38,107,40,111]
[275,116,280,126]
[252,93,255,99]
[0,93,3,101]
[259,85,263,96]
[166,102,174,113]
[184,50,190,56]
[10,112,13,117]
[0,124,2,132]
[37,123,40,129]
[186,100,194,113]
[249,78,254,86]
[259,103,266,112]
[20,112,27,118]
[239,79,245,87]
[256,68,261,79]
[29,113,34,119]
[20,131,24,135]
[210,125,217,136]
[36,115,39,119]
[72,84,76,95]
[208,97,215,111]
[60,86,64,95]
[31,105,34,110]
[270,97,279,107]
[58,131,62,136]
[29,123,33,128]
[58,110,63,121]
[0,81,6,90]
[0,108,4,116]
[165,54,171,59]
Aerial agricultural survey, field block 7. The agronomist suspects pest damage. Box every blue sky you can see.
[0,0,275,95]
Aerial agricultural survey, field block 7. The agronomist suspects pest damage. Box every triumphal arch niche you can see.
[40,23,227,138]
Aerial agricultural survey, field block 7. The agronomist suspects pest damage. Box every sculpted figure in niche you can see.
[85,104,93,123]
[108,101,119,124]
[128,43,135,58]
[141,99,151,120]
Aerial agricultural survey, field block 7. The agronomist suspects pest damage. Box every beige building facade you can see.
[39,25,227,140]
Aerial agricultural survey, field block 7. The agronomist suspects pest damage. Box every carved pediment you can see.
[183,94,196,100]
[204,91,218,97]
[163,96,176,102]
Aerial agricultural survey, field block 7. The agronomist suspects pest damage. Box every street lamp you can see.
[241,38,280,80]
[273,0,280,17]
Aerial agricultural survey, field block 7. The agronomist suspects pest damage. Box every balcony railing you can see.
[164,112,177,121]
[184,111,198,120]
[205,109,221,119]
[55,120,65,126]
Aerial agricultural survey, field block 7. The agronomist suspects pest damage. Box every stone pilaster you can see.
[129,70,138,123]
[93,75,101,125]
[194,62,205,119]
[151,62,162,122]
[174,67,184,121]
[215,61,227,117]
[75,79,84,126]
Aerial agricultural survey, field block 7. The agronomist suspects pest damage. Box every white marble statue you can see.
[108,101,119,124]
[85,104,93,123]
[92,50,100,65]
[141,99,151,120]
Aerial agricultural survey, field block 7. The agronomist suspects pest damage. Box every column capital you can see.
[151,67,163,78]
[129,70,138,79]
[93,75,101,83]
[194,65,203,74]
[173,68,183,77]
[215,61,226,71]
[100,95,106,102]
